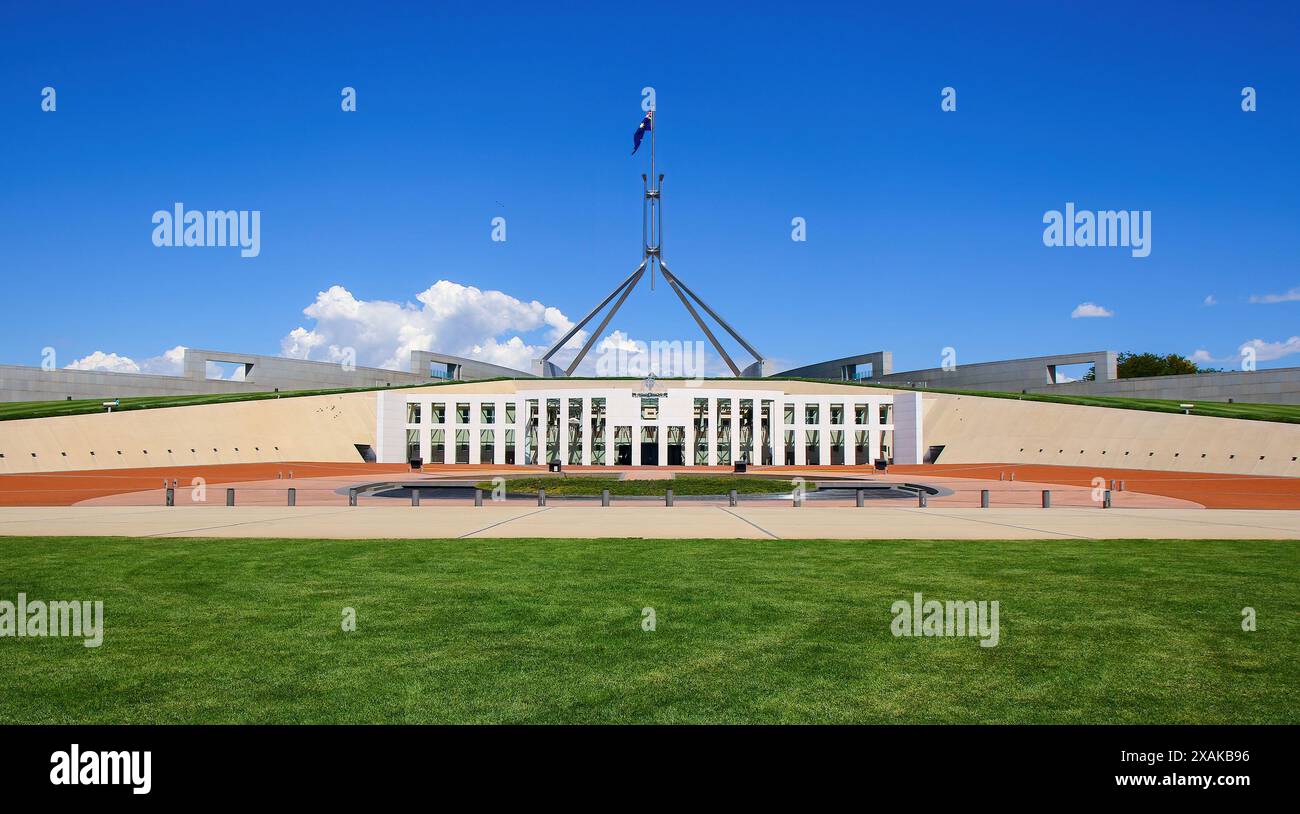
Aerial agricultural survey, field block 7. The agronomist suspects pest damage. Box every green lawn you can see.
[475,475,818,496]
[0,378,501,422]
[0,536,1295,724]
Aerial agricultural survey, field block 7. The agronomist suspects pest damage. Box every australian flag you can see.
[632,110,654,155]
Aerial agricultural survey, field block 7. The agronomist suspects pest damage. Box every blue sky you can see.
[1,1,1297,376]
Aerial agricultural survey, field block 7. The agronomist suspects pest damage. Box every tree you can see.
[1116,352,1216,379]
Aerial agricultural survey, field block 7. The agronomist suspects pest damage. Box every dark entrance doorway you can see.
[640,442,659,466]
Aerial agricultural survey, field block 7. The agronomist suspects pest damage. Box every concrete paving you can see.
[0,505,1298,540]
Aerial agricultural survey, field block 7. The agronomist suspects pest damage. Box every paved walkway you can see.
[1,506,1297,539]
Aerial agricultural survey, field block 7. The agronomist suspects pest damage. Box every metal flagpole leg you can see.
[564,266,647,375]
[540,262,647,368]
[661,264,741,376]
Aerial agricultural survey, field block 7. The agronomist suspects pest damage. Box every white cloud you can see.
[65,351,141,373]
[1203,295,1217,306]
[1239,336,1300,362]
[1248,287,1300,304]
[280,281,583,373]
[140,345,187,375]
[1070,302,1113,318]
[1189,349,1217,365]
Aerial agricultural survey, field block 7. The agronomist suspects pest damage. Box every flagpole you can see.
[650,109,656,289]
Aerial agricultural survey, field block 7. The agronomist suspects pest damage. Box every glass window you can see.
[456,403,470,424]
[879,403,892,425]
[430,428,445,464]
[590,399,606,466]
[568,398,584,465]
[830,404,844,425]
[805,404,819,425]
[454,429,470,464]
[739,399,754,463]
[760,400,774,465]
[406,403,421,424]
[830,429,845,465]
[525,400,539,464]
[480,429,495,463]
[406,428,420,462]
[716,415,732,465]
[641,397,659,420]
[854,404,868,424]
[854,430,869,465]
[693,398,709,465]
[784,403,795,424]
[504,429,516,465]
[431,403,446,423]
[545,399,560,463]
[805,429,820,466]
[481,403,495,424]
[505,402,516,423]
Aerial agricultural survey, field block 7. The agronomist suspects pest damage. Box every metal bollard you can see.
[287,488,296,506]
[348,488,358,506]
[226,488,235,506]
[729,489,738,507]
[538,488,546,507]
[981,489,990,508]
[918,492,927,508]
[856,488,864,508]
[411,489,420,507]
[1041,490,1051,508]
[793,490,802,508]
[474,489,483,507]
[665,489,673,507]
[165,487,174,507]
[601,489,610,507]
[1103,490,1112,509]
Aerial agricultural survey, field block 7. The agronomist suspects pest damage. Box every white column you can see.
[658,420,668,467]
[516,402,528,466]
[819,398,831,467]
[790,397,800,462]
[892,392,924,464]
[728,397,739,465]
[468,400,481,464]
[771,398,784,467]
[631,420,641,466]
[869,398,881,463]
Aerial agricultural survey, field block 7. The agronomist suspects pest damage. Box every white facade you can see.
[377,383,921,467]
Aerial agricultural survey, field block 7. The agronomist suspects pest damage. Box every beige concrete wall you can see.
[923,393,1300,477]
[0,392,378,475]
[3,380,1298,478]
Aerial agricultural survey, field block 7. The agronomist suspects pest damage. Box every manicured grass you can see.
[474,475,818,496]
[0,378,505,422]
[0,536,1295,724]
[889,385,1300,424]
